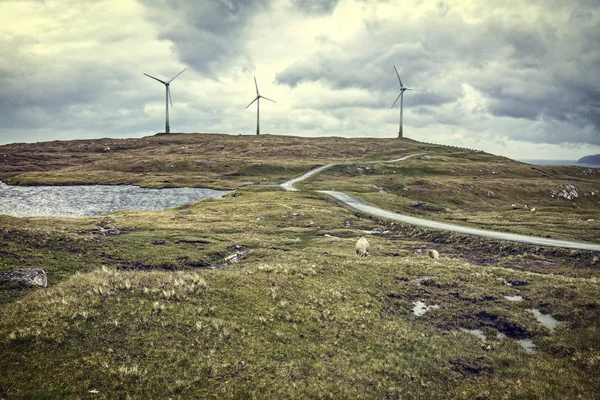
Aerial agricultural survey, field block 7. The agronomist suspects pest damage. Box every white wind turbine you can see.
[391,65,423,138]
[245,76,276,135]
[143,68,186,134]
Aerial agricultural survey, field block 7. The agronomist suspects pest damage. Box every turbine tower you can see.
[143,68,186,134]
[391,65,423,138]
[245,76,276,135]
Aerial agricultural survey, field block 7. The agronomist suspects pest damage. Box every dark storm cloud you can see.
[0,39,156,142]
[138,0,270,77]
[290,0,339,15]
[276,2,600,146]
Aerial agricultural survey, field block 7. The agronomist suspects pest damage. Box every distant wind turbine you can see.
[245,76,276,135]
[143,68,186,134]
[391,65,424,138]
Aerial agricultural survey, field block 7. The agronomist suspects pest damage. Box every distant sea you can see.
[519,160,600,168]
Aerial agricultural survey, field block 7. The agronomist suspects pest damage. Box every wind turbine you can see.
[245,76,276,135]
[143,68,186,134]
[390,65,423,138]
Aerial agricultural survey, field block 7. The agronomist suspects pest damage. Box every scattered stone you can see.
[344,219,353,227]
[355,166,375,175]
[411,201,426,208]
[0,268,47,288]
[291,211,304,217]
[256,213,267,221]
[549,184,579,200]
[152,240,166,245]
[223,250,249,266]
[103,226,121,235]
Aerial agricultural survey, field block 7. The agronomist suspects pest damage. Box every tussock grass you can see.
[1,135,599,398]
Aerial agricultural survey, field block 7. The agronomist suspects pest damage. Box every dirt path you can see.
[279,155,600,252]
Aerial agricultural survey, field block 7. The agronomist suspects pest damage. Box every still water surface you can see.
[0,182,231,218]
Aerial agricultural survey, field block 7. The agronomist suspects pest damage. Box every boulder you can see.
[0,268,47,289]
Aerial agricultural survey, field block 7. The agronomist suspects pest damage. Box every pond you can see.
[0,182,231,218]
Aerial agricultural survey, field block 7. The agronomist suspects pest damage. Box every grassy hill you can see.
[1,133,599,398]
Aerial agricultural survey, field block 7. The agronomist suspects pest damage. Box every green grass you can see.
[1,134,599,398]
[1,188,600,398]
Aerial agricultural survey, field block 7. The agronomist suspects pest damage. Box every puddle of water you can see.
[460,328,535,352]
[409,276,435,285]
[460,328,506,341]
[530,309,559,333]
[0,182,230,217]
[516,339,536,353]
[412,301,440,316]
[362,229,391,235]
[504,295,524,302]
[460,328,486,341]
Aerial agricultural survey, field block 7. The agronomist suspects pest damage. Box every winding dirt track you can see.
[279,155,600,252]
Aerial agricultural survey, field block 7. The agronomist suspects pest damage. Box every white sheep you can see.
[530,207,536,212]
[356,237,370,257]
[428,249,439,259]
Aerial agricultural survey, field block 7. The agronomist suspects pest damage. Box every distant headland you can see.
[578,154,600,165]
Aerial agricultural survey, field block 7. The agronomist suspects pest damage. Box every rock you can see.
[549,184,579,200]
[0,268,47,289]
[223,250,248,265]
[356,166,375,175]
[256,213,267,221]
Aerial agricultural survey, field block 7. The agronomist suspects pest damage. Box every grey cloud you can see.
[276,2,600,146]
[138,0,269,77]
[290,0,338,15]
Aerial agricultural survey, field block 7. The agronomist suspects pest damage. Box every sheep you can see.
[511,204,518,209]
[530,207,536,212]
[428,249,439,259]
[356,237,370,257]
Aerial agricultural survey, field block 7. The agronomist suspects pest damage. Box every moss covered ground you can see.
[1,134,599,398]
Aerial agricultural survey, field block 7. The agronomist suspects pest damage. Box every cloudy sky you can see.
[1,0,598,160]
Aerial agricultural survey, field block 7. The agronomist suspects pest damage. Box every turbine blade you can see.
[168,68,186,83]
[261,96,276,103]
[393,65,403,87]
[245,97,259,109]
[405,88,426,92]
[391,93,402,108]
[144,73,167,85]
[254,76,259,95]
[168,86,173,107]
